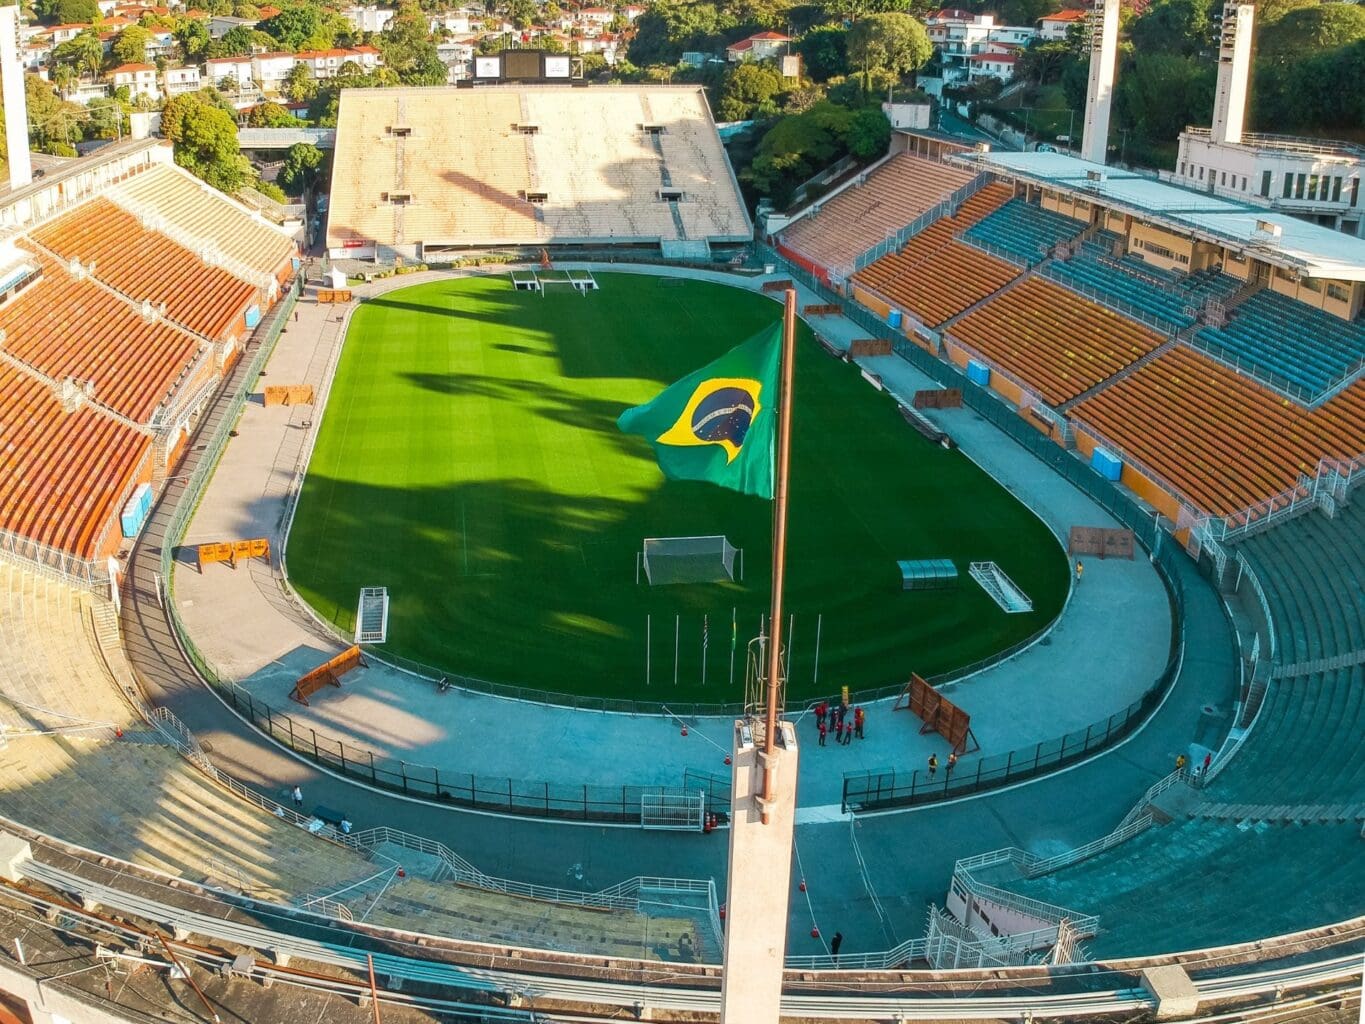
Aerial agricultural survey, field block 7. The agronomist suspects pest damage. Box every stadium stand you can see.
[776,154,976,275]
[30,198,259,342]
[1048,232,1239,330]
[108,163,297,284]
[0,364,151,561]
[1193,288,1365,397]
[982,817,1365,957]
[326,86,749,255]
[1069,347,1365,516]
[850,183,1019,326]
[0,254,201,424]
[961,199,1082,265]
[948,276,1167,406]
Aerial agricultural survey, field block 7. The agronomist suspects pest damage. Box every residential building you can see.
[967,50,1019,81]
[251,51,296,93]
[342,5,395,33]
[163,64,202,96]
[205,54,253,86]
[45,24,89,45]
[1037,8,1089,41]
[208,14,256,38]
[725,30,790,62]
[109,61,159,100]
[926,9,1035,80]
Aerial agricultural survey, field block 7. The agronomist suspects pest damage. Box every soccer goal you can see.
[639,536,742,586]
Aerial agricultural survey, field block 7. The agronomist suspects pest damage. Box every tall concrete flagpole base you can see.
[718,717,799,1024]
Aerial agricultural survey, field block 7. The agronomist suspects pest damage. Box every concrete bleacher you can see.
[778,154,976,273]
[949,276,1166,405]
[984,817,1365,957]
[1194,289,1365,397]
[962,199,1082,265]
[109,163,296,284]
[327,86,749,251]
[851,183,1018,326]
[0,254,201,424]
[1069,347,1365,516]
[30,198,259,343]
[1236,502,1365,665]
[0,365,151,560]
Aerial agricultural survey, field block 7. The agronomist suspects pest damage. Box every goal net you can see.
[642,535,738,586]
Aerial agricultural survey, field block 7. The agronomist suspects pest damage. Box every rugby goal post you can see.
[639,535,742,586]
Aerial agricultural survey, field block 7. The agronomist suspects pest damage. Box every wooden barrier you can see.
[895,673,979,754]
[290,645,367,705]
[196,537,270,573]
[317,289,353,304]
[849,338,893,357]
[263,385,315,407]
[802,303,841,316]
[1068,526,1136,560]
[761,279,795,293]
[912,388,963,410]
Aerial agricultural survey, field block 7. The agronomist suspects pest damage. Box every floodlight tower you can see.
[0,4,31,192]
[1210,2,1255,145]
[1080,0,1121,165]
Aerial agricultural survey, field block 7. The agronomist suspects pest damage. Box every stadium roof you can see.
[962,151,1365,281]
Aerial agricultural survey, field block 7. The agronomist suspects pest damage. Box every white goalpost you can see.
[639,535,742,586]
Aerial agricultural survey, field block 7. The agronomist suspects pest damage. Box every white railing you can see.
[849,172,991,276]
[1197,453,1365,543]
[952,861,1101,937]
[0,529,108,589]
[785,936,928,971]
[955,231,1031,268]
[1035,262,1182,335]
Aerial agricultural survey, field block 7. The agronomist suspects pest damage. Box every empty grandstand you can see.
[325,86,750,260]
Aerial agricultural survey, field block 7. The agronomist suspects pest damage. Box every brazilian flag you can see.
[616,323,781,499]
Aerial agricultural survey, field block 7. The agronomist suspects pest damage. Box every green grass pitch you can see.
[285,273,1069,704]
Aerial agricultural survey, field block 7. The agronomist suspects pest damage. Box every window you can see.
[387,125,411,137]
[1221,171,1227,186]
[1283,175,1293,199]
[524,191,548,203]
[1241,177,1247,191]
[659,189,683,201]
[1327,283,1349,301]
[1309,174,1319,199]
[1199,166,1205,180]
[1353,178,1361,208]
[1295,173,1306,199]
[639,124,664,135]
[1261,170,1272,197]
[515,124,541,135]
[385,192,411,205]
[1180,161,1186,176]
[1333,177,1343,203]
[1302,276,1321,292]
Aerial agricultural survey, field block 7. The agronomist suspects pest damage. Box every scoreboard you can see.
[473,50,581,83]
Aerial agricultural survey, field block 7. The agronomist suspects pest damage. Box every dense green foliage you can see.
[287,275,1067,701]
[161,90,252,192]
[278,141,324,192]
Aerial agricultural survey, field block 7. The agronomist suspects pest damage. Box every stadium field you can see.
[285,273,1068,704]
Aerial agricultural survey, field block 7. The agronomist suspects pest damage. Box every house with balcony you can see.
[251,51,295,93]
[725,30,791,62]
[927,9,1034,81]
[1038,8,1088,41]
[109,61,159,100]
[163,64,202,96]
[205,54,254,87]
[342,5,395,32]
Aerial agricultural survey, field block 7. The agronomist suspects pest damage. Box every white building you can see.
[204,54,253,86]
[163,64,201,96]
[251,51,296,93]
[1165,1,1365,236]
[1037,8,1089,41]
[725,30,791,62]
[967,50,1019,82]
[208,14,256,39]
[926,9,1035,80]
[109,61,159,100]
[295,46,382,79]
[342,5,395,33]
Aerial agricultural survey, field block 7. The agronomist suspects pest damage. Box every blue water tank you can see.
[888,309,903,329]
[1091,446,1123,481]
[244,304,262,329]
[966,360,990,387]
[120,483,152,537]
[292,256,302,271]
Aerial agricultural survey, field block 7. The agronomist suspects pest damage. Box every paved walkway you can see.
[119,264,1240,959]
[172,266,1170,808]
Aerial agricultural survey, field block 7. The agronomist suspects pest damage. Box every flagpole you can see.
[759,289,797,823]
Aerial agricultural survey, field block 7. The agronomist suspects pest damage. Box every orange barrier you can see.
[895,673,979,754]
[802,303,841,316]
[849,339,893,357]
[196,537,270,573]
[263,385,315,407]
[290,645,367,705]
[913,388,962,410]
[317,289,353,304]
[1068,526,1136,560]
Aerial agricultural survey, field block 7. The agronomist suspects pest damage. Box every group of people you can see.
[813,700,865,747]
[925,751,959,778]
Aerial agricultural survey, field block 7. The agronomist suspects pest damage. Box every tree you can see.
[110,25,152,65]
[161,91,251,192]
[258,3,337,50]
[844,105,889,159]
[214,23,258,55]
[799,24,848,81]
[282,60,317,102]
[846,12,931,87]
[1128,0,1214,56]
[247,101,306,127]
[744,100,853,203]
[176,17,210,58]
[1259,3,1365,62]
[379,3,447,84]
[1114,51,1214,147]
[53,29,104,81]
[716,60,784,119]
[278,141,324,192]
[506,0,535,28]
[1014,39,1070,85]
[627,0,731,66]
[36,0,98,25]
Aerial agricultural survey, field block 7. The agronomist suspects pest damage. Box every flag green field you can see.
[285,274,1068,703]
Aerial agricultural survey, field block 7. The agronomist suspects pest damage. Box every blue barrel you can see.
[888,309,903,329]
[1091,447,1123,481]
[966,360,990,387]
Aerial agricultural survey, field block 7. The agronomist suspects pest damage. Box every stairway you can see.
[1057,335,1181,413]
